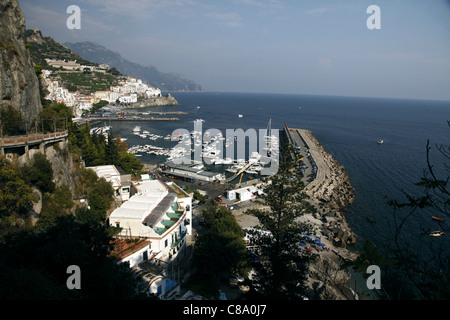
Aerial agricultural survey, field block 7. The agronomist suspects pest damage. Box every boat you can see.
[377,139,384,144]
[430,231,444,237]
[238,114,243,118]
[432,216,445,222]
[223,158,233,165]
[133,126,141,133]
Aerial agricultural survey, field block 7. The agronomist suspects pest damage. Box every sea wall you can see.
[297,129,357,248]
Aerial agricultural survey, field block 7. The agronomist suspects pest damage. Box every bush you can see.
[22,153,55,194]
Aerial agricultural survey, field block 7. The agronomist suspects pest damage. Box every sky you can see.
[19,0,450,101]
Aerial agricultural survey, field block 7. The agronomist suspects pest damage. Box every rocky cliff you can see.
[0,0,42,123]
[121,93,179,108]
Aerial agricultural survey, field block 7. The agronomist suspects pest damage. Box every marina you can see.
[119,119,280,183]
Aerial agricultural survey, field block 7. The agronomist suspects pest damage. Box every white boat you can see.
[249,151,261,164]
[212,158,224,165]
[238,114,243,118]
[223,158,233,165]
[133,126,141,133]
[430,231,444,237]
[378,139,384,144]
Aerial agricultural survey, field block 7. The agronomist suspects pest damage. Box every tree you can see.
[105,131,119,166]
[0,215,151,299]
[36,185,75,230]
[0,157,36,224]
[87,177,114,222]
[118,151,143,175]
[21,152,55,194]
[193,206,250,277]
[244,143,314,299]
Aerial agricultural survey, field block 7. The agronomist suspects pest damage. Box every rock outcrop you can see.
[121,94,179,108]
[0,0,42,123]
[299,129,357,247]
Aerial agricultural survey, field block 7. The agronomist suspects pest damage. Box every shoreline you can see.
[233,128,359,299]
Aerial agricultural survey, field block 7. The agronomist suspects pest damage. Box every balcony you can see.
[171,231,187,248]
[154,210,184,235]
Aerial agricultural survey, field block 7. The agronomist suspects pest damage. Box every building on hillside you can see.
[46,59,81,70]
[108,236,181,298]
[86,165,132,203]
[93,90,112,104]
[119,93,138,104]
[107,179,191,299]
[108,179,192,263]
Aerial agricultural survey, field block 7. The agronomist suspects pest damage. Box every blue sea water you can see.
[105,92,450,259]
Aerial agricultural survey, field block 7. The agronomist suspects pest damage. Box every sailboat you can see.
[263,118,278,157]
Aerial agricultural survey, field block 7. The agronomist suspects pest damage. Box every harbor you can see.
[85,115,360,299]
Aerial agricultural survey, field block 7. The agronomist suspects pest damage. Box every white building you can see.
[108,179,192,262]
[86,165,131,203]
[226,184,264,202]
[119,93,138,104]
[146,87,161,97]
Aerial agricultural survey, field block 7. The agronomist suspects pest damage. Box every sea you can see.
[95,91,449,295]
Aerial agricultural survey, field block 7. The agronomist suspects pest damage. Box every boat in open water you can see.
[430,231,444,237]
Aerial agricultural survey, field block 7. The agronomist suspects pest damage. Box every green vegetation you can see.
[0,215,151,299]
[189,205,250,297]
[22,153,55,194]
[58,72,119,94]
[244,143,314,299]
[68,122,143,175]
[25,29,96,68]
[0,105,25,136]
[0,158,37,234]
[193,190,209,202]
[91,99,109,114]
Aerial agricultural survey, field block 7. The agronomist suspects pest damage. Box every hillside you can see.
[64,41,203,92]
[25,28,97,68]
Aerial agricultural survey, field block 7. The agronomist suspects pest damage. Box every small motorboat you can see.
[430,231,444,237]
[377,139,384,144]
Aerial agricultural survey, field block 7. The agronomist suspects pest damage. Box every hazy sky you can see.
[19,0,450,100]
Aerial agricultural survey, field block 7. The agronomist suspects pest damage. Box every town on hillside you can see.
[42,59,162,118]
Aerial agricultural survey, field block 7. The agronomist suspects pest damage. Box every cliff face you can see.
[0,0,42,123]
